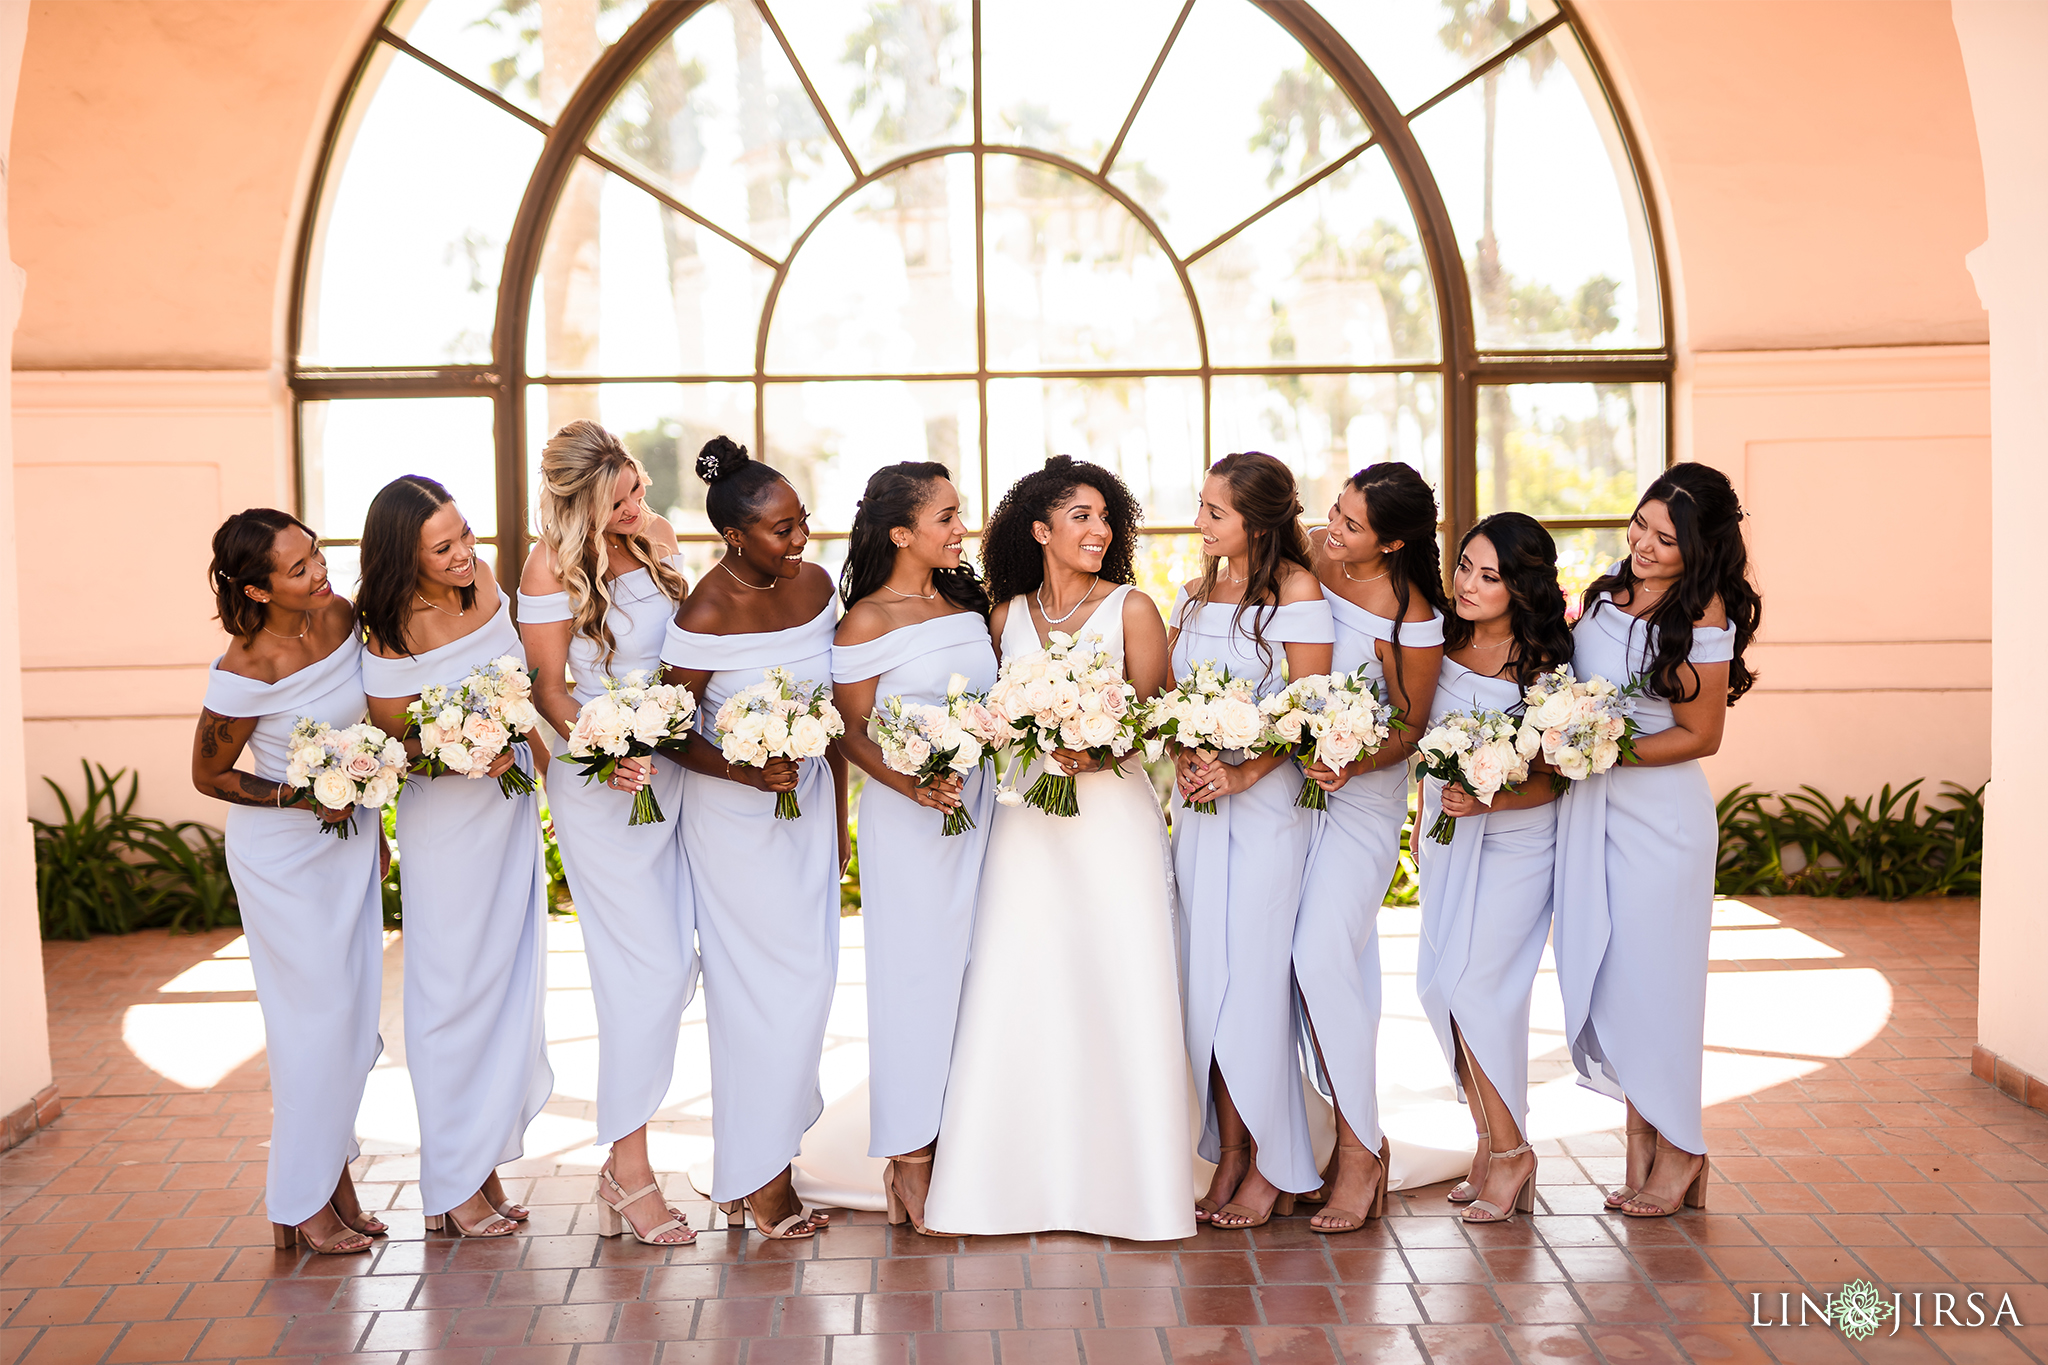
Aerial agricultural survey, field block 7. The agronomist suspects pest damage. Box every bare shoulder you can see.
[214,633,260,679]
[520,540,563,594]
[1121,586,1166,633]
[1695,595,1728,630]
[1177,575,1204,602]
[646,514,681,558]
[1401,590,1439,624]
[674,574,730,632]
[1276,562,1324,605]
[835,595,895,647]
[988,597,1013,647]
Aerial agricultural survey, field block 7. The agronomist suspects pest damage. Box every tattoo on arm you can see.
[216,772,290,808]
[197,710,237,761]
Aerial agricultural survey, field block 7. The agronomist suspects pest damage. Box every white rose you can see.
[311,770,355,810]
[1463,744,1506,799]
[630,706,668,747]
[360,773,399,809]
[996,786,1023,807]
[1077,710,1119,748]
[438,742,475,773]
[1216,700,1263,751]
[1558,747,1594,781]
[1590,739,1621,772]
[790,713,829,757]
[761,714,791,751]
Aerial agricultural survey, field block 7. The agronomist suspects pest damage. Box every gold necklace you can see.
[881,581,937,600]
[720,560,777,592]
[415,591,465,618]
[1341,562,1390,585]
[261,610,312,640]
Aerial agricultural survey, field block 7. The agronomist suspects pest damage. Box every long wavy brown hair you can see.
[535,420,687,668]
[1183,451,1315,672]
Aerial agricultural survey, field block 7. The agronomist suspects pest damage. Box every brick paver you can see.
[4,899,2045,1363]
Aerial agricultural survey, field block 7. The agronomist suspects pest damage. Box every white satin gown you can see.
[1291,593,1442,1153]
[831,612,999,1159]
[518,560,697,1145]
[204,637,386,1226]
[661,603,841,1202]
[1414,660,1557,1134]
[359,600,554,1217]
[1552,590,1736,1156]
[1170,589,1335,1196]
[924,588,1196,1240]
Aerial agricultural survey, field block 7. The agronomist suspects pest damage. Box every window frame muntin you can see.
[288,0,1674,587]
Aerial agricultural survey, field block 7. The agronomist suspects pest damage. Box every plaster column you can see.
[0,0,57,1149]
[1954,0,2048,1100]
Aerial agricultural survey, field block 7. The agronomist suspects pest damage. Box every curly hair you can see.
[696,435,787,536]
[982,455,1142,602]
[1442,513,1574,688]
[1584,462,1761,706]
[535,420,686,668]
[838,461,989,616]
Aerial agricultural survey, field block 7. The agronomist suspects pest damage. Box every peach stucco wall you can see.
[2,0,1997,832]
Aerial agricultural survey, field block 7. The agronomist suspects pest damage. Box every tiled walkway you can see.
[3,898,2045,1365]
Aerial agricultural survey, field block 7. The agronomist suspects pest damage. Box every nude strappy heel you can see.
[1210,1189,1297,1230]
[422,1199,518,1238]
[595,1168,695,1245]
[1605,1118,1659,1208]
[1448,1124,1489,1204]
[1619,1150,1708,1218]
[719,1194,818,1240]
[1195,1141,1248,1223]
[1461,1141,1537,1224]
[1309,1138,1390,1234]
[271,1205,373,1255]
[884,1151,945,1237]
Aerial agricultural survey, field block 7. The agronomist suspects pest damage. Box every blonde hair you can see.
[535,420,688,667]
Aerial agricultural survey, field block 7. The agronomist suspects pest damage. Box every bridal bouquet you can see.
[562,670,699,826]
[986,631,1142,817]
[1144,661,1264,815]
[713,665,844,820]
[283,718,407,839]
[1256,670,1400,812]
[871,673,1010,835]
[1414,709,1531,843]
[1517,665,1638,784]
[406,657,542,798]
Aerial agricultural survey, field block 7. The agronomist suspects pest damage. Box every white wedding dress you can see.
[922,587,1196,1241]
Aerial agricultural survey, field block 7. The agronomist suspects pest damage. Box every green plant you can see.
[33,762,240,940]
[1384,809,1420,907]
[380,804,403,929]
[1716,780,1984,901]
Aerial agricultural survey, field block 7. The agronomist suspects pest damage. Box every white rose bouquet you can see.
[1414,708,1531,844]
[985,630,1142,818]
[713,665,845,820]
[871,673,1010,836]
[1517,665,1639,786]
[1144,660,1265,815]
[405,655,542,798]
[562,669,699,826]
[1255,670,1401,812]
[283,717,408,839]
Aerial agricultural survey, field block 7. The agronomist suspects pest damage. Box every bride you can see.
[922,456,1196,1240]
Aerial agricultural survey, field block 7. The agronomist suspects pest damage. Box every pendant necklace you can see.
[415,592,465,618]
[1341,562,1390,585]
[720,560,776,591]
[262,611,312,640]
[881,581,937,601]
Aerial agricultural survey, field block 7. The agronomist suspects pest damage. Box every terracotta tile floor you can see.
[4,897,2046,1365]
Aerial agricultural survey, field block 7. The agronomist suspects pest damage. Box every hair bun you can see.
[1044,454,1076,472]
[696,436,751,486]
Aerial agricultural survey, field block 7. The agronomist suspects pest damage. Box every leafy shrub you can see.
[1716,780,1984,901]
[34,762,240,940]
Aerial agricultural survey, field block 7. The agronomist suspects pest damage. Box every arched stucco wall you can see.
[2,0,1997,821]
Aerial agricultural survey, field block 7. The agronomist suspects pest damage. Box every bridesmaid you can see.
[1414,514,1574,1224]
[830,461,997,1235]
[1170,451,1333,1229]
[518,421,695,1246]
[1554,463,1759,1218]
[360,477,554,1239]
[192,510,385,1255]
[1290,463,1448,1233]
[660,437,844,1241]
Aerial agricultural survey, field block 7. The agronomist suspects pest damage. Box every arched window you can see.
[292,0,1668,598]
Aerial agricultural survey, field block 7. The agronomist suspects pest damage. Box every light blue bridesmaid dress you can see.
[359,599,554,1217]
[518,559,696,1145]
[1169,588,1335,1195]
[831,611,998,1158]
[661,602,841,1202]
[1291,592,1443,1149]
[1414,659,1557,1134]
[204,637,385,1226]
[1552,587,1737,1155]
